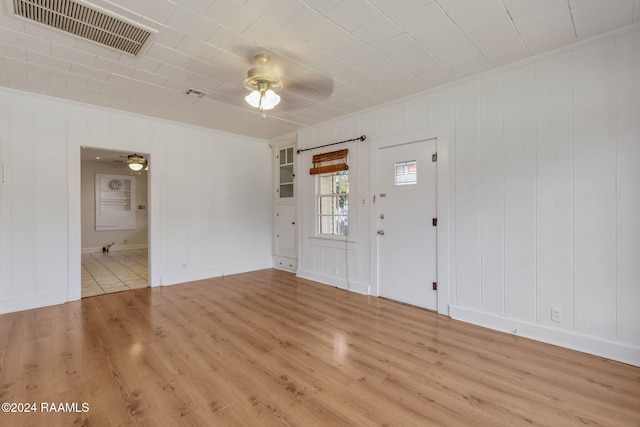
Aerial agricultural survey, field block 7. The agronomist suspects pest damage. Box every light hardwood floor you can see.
[1,269,638,426]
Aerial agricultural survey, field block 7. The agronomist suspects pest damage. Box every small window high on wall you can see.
[95,173,136,231]
[395,160,417,186]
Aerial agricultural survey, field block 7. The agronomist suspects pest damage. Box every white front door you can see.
[376,138,438,310]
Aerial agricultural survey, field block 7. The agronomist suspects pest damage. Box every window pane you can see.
[338,195,348,213]
[280,184,293,198]
[320,216,334,235]
[320,175,333,194]
[320,196,336,215]
[395,160,417,186]
[279,148,286,165]
[336,215,348,235]
[280,164,293,183]
[335,171,348,194]
[286,147,293,163]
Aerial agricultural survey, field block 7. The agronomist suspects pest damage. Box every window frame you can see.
[316,170,349,237]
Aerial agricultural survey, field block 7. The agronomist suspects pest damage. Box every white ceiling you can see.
[1,0,638,140]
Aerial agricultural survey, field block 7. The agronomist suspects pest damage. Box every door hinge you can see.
[432,218,437,226]
[432,282,438,291]
[432,153,437,162]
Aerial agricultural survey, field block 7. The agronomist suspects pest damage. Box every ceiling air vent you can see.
[13,0,152,56]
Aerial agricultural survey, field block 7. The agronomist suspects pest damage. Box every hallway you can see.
[81,248,148,297]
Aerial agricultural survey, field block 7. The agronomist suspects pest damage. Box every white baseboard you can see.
[0,291,69,315]
[449,305,640,367]
[159,260,273,287]
[296,269,370,295]
[82,243,148,253]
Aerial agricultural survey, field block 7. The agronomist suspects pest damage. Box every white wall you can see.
[81,160,149,251]
[295,27,640,366]
[0,89,273,313]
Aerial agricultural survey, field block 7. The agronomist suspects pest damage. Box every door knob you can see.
[377,230,385,235]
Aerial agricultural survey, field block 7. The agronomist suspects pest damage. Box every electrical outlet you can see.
[551,307,561,322]
[182,263,187,269]
[333,267,338,275]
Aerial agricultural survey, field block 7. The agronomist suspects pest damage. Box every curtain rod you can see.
[296,135,366,154]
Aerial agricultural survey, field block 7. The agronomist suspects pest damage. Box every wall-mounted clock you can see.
[108,179,123,190]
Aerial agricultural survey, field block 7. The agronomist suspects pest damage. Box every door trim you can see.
[68,135,157,302]
[369,126,450,316]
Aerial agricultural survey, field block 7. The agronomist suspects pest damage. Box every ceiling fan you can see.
[244,53,283,113]
[242,51,334,116]
[127,154,147,171]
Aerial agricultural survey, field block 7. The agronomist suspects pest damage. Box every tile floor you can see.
[81,248,148,298]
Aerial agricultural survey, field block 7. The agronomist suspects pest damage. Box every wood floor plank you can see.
[0,268,638,426]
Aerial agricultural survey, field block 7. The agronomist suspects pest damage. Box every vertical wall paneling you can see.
[535,53,574,330]
[376,104,402,138]
[9,94,37,299]
[200,132,217,269]
[0,93,10,299]
[615,30,640,346]
[503,64,536,322]
[165,124,189,272]
[127,114,153,146]
[110,112,128,143]
[67,103,87,136]
[35,99,69,294]
[407,93,432,132]
[186,129,205,270]
[86,108,112,140]
[454,83,482,309]
[236,139,272,268]
[149,121,168,287]
[478,74,505,316]
[573,40,617,339]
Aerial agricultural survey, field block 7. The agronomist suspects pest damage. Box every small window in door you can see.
[395,160,417,186]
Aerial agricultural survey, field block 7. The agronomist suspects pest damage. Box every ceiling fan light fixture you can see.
[244,54,283,112]
[244,85,281,110]
[245,90,262,108]
[127,154,146,171]
[262,89,281,110]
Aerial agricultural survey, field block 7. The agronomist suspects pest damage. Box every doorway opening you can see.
[80,147,150,297]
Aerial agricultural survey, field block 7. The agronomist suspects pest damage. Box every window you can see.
[395,160,417,186]
[278,146,294,198]
[318,171,348,236]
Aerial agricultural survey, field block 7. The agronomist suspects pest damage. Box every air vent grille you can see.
[13,0,151,55]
